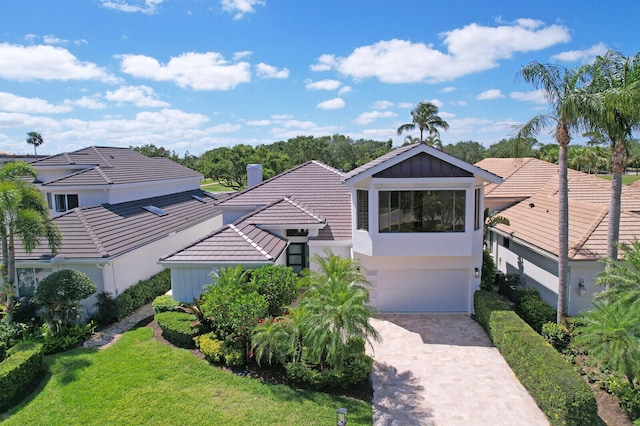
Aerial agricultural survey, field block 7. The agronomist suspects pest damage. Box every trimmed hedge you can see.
[152,295,180,313]
[474,291,598,426]
[155,311,202,348]
[0,342,44,410]
[473,290,511,332]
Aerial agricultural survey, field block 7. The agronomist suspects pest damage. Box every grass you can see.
[597,174,640,185]
[200,178,235,192]
[1,328,371,425]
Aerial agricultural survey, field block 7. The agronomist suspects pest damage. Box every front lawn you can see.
[598,174,640,185]
[1,327,371,425]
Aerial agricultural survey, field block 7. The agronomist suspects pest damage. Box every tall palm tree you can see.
[0,161,61,322]
[26,132,44,159]
[397,101,449,144]
[516,62,588,323]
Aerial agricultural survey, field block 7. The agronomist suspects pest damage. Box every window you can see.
[357,190,369,231]
[16,267,53,297]
[474,188,481,230]
[379,190,465,233]
[46,192,52,209]
[54,194,79,212]
[286,243,309,274]
[286,229,308,237]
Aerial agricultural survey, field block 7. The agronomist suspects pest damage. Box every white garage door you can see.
[370,269,469,312]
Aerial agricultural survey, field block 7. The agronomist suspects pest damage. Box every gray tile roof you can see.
[15,189,220,260]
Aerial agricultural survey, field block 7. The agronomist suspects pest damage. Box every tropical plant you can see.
[251,315,293,366]
[25,131,44,158]
[0,161,61,322]
[250,265,298,316]
[595,239,640,307]
[397,101,449,144]
[483,207,509,245]
[298,250,379,369]
[516,61,589,323]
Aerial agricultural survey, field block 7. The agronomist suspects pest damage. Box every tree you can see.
[483,207,509,245]
[595,239,640,307]
[444,140,487,163]
[486,137,537,158]
[26,132,44,158]
[0,162,61,322]
[516,61,588,323]
[397,101,449,144]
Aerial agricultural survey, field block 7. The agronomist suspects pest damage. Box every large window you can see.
[474,188,481,230]
[55,194,79,212]
[379,190,466,233]
[357,190,369,231]
[16,267,53,297]
[286,243,309,274]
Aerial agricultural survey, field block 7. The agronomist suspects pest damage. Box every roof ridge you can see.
[94,166,114,184]
[569,205,608,259]
[75,208,109,258]
[229,223,273,260]
[310,160,343,176]
[90,146,114,168]
[284,196,325,222]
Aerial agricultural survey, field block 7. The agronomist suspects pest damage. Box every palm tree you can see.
[424,134,443,150]
[26,132,44,159]
[402,135,420,146]
[0,161,61,322]
[595,239,640,307]
[516,62,588,323]
[397,101,449,144]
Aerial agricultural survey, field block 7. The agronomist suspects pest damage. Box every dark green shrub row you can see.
[480,250,496,292]
[513,289,556,333]
[475,291,598,426]
[497,273,520,295]
[0,342,44,410]
[152,295,180,313]
[0,341,6,362]
[285,354,372,390]
[155,311,201,348]
[473,290,511,332]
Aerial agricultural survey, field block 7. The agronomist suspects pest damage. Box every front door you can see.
[287,243,309,274]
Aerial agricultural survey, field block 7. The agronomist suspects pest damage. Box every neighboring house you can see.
[10,146,222,312]
[163,143,501,313]
[476,157,640,316]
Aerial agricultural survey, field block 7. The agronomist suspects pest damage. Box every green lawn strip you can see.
[598,174,640,185]
[200,180,235,192]
[3,328,371,425]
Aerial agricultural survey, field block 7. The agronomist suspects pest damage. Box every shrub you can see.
[155,311,201,348]
[285,353,373,390]
[542,322,572,354]
[152,295,179,313]
[0,320,29,349]
[0,342,44,410]
[223,347,245,367]
[251,265,298,316]
[196,333,225,364]
[40,323,94,355]
[0,342,6,362]
[604,374,640,421]
[473,290,511,333]
[34,269,97,331]
[480,250,496,292]
[92,292,118,326]
[514,293,557,334]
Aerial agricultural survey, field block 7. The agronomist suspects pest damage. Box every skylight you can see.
[191,195,207,203]
[142,205,168,216]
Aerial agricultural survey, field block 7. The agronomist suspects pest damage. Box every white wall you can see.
[107,178,201,204]
[170,266,217,302]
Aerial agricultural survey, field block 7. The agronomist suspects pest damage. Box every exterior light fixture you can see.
[577,279,587,297]
[474,267,480,278]
[337,408,348,426]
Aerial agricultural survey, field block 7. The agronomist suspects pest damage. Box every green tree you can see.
[483,207,509,245]
[131,144,180,161]
[444,140,487,163]
[486,137,537,158]
[26,132,44,158]
[596,239,640,307]
[397,101,449,144]
[0,162,61,322]
[516,61,588,323]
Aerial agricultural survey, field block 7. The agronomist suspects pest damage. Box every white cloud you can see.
[245,119,271,126]
[270,114,293,120]
[233,51,252,60]
[220,0,265,19]
[317,19,570,83]
[317,98,345,110]
[439,111,456,119]
[43,35,68,45]
[0,92,72,113]
[71,96,106,110]
[398,102,413,108]
[451,100,467,106]
[441,86,457,93]
[206,123,241,133]
[0,43,119,83]
[306,79,342,90]
[510,89,547,104]
[338,86,352,95]
[354,110,396,125]
[551,42,608,63]
[371,100,394,109]
[105,85,169,107]
[255,63,289,79]
[477,89,505,100]
[118,52,251,90]
[100,0,163,14]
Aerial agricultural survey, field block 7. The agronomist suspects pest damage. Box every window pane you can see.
[17,268,36,297]
[67,194,79,209]
[288,244,302,255]
[357,190,369,231]
[379,191,389,232]
[55,194,66,212]
[378,190,465,233]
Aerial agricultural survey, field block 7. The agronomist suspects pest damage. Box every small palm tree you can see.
[596,239,640,307]
[397,101,449,144]
[483,207,509,245]
[26,132,44,159]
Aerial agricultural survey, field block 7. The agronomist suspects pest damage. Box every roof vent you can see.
[109,154,115,159]
[143,205,168,216]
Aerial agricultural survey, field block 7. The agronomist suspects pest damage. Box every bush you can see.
[542,322,572,354]
[0,321,29,350]
[200,285,268,340]
[92,292,118,326]
[251,265,298,316]
[514,292,557,334]
[155,311,202,348]
[0,342,44,410]
[40,323,94,355]
[480,250,496,292]
[196,333,225,364]
[0,341,6,362]
[604,374,640,421]
[473,290,511,333]
[285,353,373,390]
[152,295,179,313]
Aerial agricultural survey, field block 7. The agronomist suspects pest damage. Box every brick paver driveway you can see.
[368,314,549,426]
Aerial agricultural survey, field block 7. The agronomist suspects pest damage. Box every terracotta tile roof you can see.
[476,158,565,199]
[217,161,350,241]
[630,179,640,190]
[15,189,220,260]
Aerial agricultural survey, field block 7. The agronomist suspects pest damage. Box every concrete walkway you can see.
[83,304,154,350]
[368,314,549,426]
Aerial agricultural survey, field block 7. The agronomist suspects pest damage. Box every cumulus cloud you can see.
[255,63,289,79]
[206,123,241,133]
[245,119,271,126]
[71,96,106,110]
[441,86,457,93]
[0,43,119,83]
[306,79,342,90]
[0,92,72,113]
[338,86,352,95]
[43,35,68,45]
[105,85,169,107]
[354,110,396,125]
[477,89,505,100]
[317,98,345,110]
[551,42,608,63]
[220,0,265,19]
[100,0,163,14]
[118,52,251,90]
[371,100,394,109]
[510,89,547,104]
[312,19,570,83]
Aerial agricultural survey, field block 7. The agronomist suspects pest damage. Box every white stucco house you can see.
[162,143,502,313]
[476,157,640,316]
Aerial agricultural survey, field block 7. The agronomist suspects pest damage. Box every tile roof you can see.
[15,189,220,260]
[35,146,201,186]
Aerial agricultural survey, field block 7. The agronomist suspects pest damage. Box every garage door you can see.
[370,269,469,312]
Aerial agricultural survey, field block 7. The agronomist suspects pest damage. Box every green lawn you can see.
[200,179,235,192]
[1,328,371,425]
[597,174,640,185]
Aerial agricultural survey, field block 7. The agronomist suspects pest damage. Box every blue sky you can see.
[0,0,638,156]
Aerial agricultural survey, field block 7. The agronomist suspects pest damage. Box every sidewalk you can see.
[83,303,154,350]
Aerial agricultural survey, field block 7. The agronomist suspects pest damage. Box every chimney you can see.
[247,164,262,188]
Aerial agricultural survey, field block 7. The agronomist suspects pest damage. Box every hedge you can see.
[0,342,44,410]
[473,290,511,333]
[474,291,598,426]
[155,311,202,348]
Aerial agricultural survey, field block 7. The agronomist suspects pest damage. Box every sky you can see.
[0,0,638,157]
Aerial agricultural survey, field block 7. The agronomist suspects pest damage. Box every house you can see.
[476,157,640,316]
[11,147,222,312]
[163,143,501,313]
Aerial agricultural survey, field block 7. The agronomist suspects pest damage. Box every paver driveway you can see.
[368,314,549,426]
